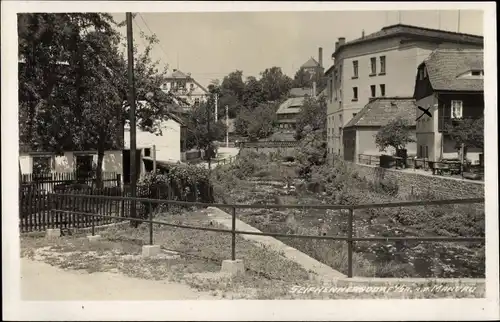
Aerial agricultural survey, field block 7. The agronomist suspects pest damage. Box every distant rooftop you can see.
[345,97,416,128]
[421,49,484,92]
[276,97,306,115]
[301,57,320,69]
[334,23,483,57]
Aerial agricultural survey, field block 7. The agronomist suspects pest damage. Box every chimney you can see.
[312,81,317,98]
[362,30,365,38]
[334,41,339,51]
[338,37,346,46]
[318,47,323,67]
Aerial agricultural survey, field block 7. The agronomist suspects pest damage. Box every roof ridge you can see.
[381,23,483,39]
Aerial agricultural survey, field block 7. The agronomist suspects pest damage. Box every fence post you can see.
[347,207,354,278]
[148,201,153,245]
[91,213,95,236]
[231,207,236,261]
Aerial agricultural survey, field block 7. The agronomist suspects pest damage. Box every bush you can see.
[138,163,214,204]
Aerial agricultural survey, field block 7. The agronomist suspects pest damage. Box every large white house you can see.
[160,69,209,108]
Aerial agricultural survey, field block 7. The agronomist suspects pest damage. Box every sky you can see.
[112,10,483,87]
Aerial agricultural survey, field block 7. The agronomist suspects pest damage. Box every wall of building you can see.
[161,78,208,106]
[350,162,484,199]
[352,127,417,162]
[416,94,439,160]
[20,150,123,176]
[124,119,181,163]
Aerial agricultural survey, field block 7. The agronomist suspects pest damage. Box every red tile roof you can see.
[345,97,416,128]
[423,49,484,92]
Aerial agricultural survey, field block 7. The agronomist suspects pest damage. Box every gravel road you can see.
[21,258,218,301]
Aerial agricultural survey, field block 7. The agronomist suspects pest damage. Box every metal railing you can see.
[50,193,484,278]
[358,154,380,166]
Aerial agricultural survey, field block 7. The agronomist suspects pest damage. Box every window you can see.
[370,57,377,75]
[352,60,358,78]
[338,127,342,136]
[32,156,52,179]
[380,56,386,74]
[352,87,358,101]
[424,146,429,159]
[194,98,200,105]
[144,148,151,157]
[451,100,463,119]
[423,68,427,78]
[370,85,376,97]
[380,84,386,97]
[419,69,424,80]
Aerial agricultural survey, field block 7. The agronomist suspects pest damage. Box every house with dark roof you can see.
[413,49,484,163]
[342,97,417,162]
[324,23,483,159]
[276,97,307,130]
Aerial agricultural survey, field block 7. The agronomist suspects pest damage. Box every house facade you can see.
[413,49,484,163]
[342,97,417,162]
[324,24,484,159]
[160,69,209,108]
[19,149,123,183]
[276,97,306,130]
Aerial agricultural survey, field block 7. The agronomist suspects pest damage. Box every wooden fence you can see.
[21,172,120,192]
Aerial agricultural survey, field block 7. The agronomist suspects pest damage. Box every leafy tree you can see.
[242,76,265,109]
[445,116,484,150]
[221,70,245,102]
[234,102,277,141]
[259,67,293,102]
[292,68,314,88]
[185,98,227,153]
[375,118,415,152]
[295,126,327,180]
[18,13,174,188]
[294,95,327,140]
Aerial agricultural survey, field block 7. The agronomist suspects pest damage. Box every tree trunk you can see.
[95,134,105,190]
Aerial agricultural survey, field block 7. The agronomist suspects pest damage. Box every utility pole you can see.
[126,12,138,227]
[225,105,229,148]
[152,145,157,173]
[207,94,212,172]
[214,93,218,122]
[458,10,461,32]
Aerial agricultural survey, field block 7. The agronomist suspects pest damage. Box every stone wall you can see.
[350,163,484,199]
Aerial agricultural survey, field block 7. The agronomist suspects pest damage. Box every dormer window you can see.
[458,69,484,78]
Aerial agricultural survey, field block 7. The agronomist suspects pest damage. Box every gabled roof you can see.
[289,87,312,97]
[334,24,483,57]
[345,97,416,128]
[276,97,306,115]
[301,57,320,68]
[166,69,189,79]
[422,49,484,92]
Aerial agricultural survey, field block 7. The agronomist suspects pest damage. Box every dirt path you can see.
[21,258,219,301]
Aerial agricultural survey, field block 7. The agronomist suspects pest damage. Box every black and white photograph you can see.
[2,1,498,321]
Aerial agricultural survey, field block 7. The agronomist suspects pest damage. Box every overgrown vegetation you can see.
[213,153,485,278]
